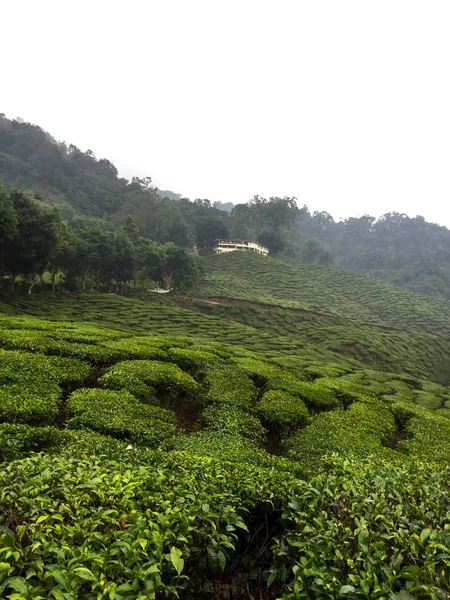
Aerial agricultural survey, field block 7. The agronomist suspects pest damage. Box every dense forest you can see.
[2,113,450,299]
[0,187,200,294]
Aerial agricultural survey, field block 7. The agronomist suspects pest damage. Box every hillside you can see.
[0,115,228,247]
[2,250,450,596]
[4,114,450,301]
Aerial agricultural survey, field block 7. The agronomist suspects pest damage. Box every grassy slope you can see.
[2,256,450,596]
[179,253,450,381]
[191,253,450,336]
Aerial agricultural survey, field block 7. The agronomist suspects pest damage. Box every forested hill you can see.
[296,209,450,299]
[3,113,450,300]
[0,114,228,246]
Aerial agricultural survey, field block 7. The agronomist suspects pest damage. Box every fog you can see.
[2,0,450,224]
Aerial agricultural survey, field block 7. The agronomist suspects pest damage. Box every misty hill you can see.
[0,114,230,245]
[3,114,450,300]
[296,208,450,299]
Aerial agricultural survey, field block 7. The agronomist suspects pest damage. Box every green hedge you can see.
[204,365,258,408]
[0,449,295,599]
[284,399,397,472]
[0,424,64,462]
[256,390,309,435]
[272,457,450,599]
[0,350,90,425]
[67,388,179,448]
[392,402,450,464]
[99,360,200,406]
[265,377,340,412]
[167,347,220,378]
[201,404,266,443]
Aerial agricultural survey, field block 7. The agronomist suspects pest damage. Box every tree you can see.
[302,239,333,266]
[157,243,200,290]
[47,219,72,292]
[230,196,299,253]
[195,216,229,248]
[0,186,18,278]
[5,191,60,293]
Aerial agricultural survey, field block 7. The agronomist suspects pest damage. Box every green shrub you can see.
[284,399,397,472]
[201,404,266,443]
[272,456,450,599]
[314,377,373,406]
[231,357,298,388]
[0,424,64,462]
[264,376,339,412]
[99,360,200,406]
[0,329,124,364]
[256,390,309,435]
[175,431,278,467]
[392,402,450,464]
[0,450,294,599]
[303,363,349,380]
[46,356,92,385]
[204,365,258,408]
[0,349,76,425]
[413,390,443,411]
[167,347,220,378]
[67,388,180,448]
[101,337,170,360]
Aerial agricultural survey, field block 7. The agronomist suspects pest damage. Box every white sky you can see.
[2,1,450,225]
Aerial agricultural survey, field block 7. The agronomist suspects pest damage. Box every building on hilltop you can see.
[214,239,269,256]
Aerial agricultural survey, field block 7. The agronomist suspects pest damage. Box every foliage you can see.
[257,390,309,435]
[0,450,293,599]
[0,424,63,462]
[201,403,267,443]
[0,349,89,425]
[204,364,258,408]
[99,360,200,406]
[67,388,180,447]
[284,399,397,472]
[272,456,450,599]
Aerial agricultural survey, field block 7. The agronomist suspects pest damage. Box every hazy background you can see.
[2,0,450,224]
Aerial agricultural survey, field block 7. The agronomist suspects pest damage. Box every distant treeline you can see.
[0,186,200,294]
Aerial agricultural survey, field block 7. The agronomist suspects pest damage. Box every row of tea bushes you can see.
[99,360,200,406]
[0,447,297,599]
[194,252,450,337]
[0,349,91,425]
[273,456,450,599]
[284,398,398,472]
[67,388,180,448]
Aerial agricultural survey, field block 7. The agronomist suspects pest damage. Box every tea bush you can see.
[204,365,258,408]
[99,360,200,405]
[0,349,88,425]
[256,390,309,435]
[200,403,266,443]
[264,377,340,412]
[313,377,374,406]
[284,399,397,472]
[174,430,290,469]
[231,356,299,388]
[0,449,296,599]
[0,424,64,462]
[67,388,180,448]
[272,456,450,599]
[392,402,450,464]
[167,347,220,378]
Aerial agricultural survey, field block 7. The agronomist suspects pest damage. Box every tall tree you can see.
[5,191,60,293]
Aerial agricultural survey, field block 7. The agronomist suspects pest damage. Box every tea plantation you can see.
[2,254,450,598]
